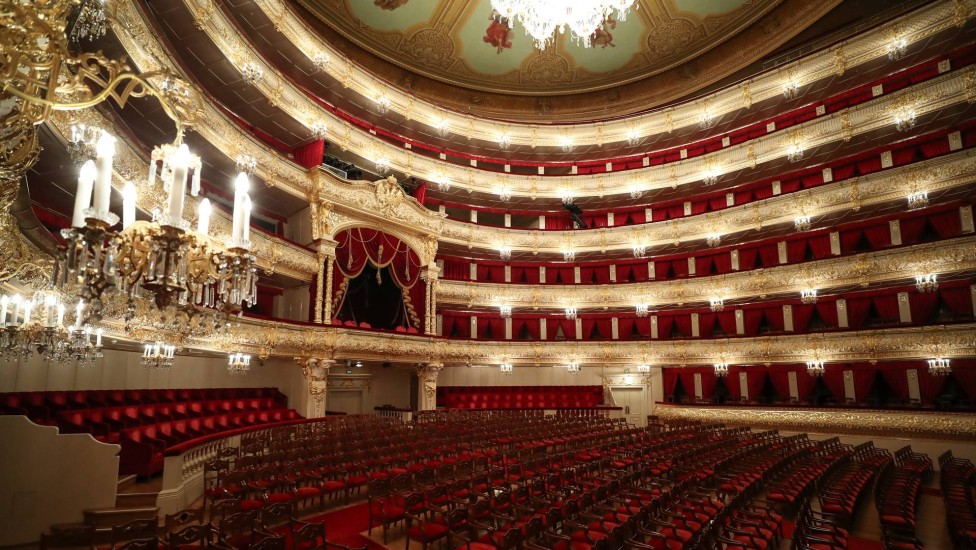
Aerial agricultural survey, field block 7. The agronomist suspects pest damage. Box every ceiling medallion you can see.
[490,0,638,49]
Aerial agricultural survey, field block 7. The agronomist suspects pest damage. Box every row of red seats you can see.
[817,443,891,524]
[875,447,932,546]
[57,397,283,441]
[938,450,976,549]
[436,386,605,410]
[0,387,285,423]
[120,409,303,477]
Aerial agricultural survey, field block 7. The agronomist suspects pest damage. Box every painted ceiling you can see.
[297,0,784,95]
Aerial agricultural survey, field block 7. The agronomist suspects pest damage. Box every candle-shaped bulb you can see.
[72,161,97,227]
[122,182,137,229]
[93,132,116,215]
[241,195,252,244]
[95,328,103,347]
[95,131,116,158]
[0,295,8,325]
[235,172,250,194]
[75,299,84,327]
[166,144,191,224]
[56,304,65,326]
[197,198,211,236]
[22,301,32,324]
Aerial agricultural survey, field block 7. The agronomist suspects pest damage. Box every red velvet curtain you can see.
[332,228,424,330]
[953,359,976,398]
[846,297,872,328]
[725,366,743,399]
[744,310,764,336]
[673,314,693,337]
[293,139,325,168]
[881,365,910,400]
[663,370,678,399]
[716,310,737,335]
[822,364,849,401]
[768,366,792,400]
[940,286,973,315]
[850,363,878,402]
[872,294,901,324]
[618,317,635,340]
[929,209,961,238]
[863,224,892,249]
[635,317,651,338]
[916,366,946,403]
[909,292,939,324]
[744,366,767,400]
[655,316,673,340]
[808,235,833,259]
[792,304,814,332]
[764,307,785,332]
[411,181,427,204]
[815,302,838,329]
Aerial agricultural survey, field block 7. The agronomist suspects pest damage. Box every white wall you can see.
[362,365,413,409]
[284,206,313,247]
[0,350,306,411]
[278,285,311,322]
[438,365,632,387]
[0,417,119,546]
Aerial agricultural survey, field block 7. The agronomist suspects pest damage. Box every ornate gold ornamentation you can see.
[656,405,976,442]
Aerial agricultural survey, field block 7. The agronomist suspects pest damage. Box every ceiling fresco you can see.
[299,0,782,95]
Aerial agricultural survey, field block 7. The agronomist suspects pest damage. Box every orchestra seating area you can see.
[436,385,605,409]
[41,412,970,549]
[0,388,301,476]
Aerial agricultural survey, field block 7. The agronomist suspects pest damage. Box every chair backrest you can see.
[291,520,325,546]
[260,502,293,528]
[163,523,214,548]
[114,539,159,550]
[163,507,204,530]
[218,510,258,538]
[249,534,286,550]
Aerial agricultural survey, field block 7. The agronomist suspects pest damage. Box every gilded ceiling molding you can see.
[44,109,319,281]
[254,0,964,139]
[432,151,976,254]
[655,405,976,441]
[437,237,976,310]
[125,0,975,199]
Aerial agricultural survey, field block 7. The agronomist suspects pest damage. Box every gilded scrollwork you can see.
[656,405,976,441]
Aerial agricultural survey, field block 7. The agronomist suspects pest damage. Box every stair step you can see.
[83,506,159,528]
[116,474,137,492]
[115,492,158,508]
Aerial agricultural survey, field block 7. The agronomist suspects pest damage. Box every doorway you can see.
[327,390,364,415]
[610,386,647,427]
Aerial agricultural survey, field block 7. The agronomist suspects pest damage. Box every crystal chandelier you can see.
[782,78,800,100]
[927,358,950,376]
[375,96,392,115]
[800,289,818,304]
[709,298,724,312]
[888,37,908,61]
[235,154,258,175]
[698,110,715,130]
[894,108,916,132]
[714,363,729,378]
[907,192,929,211]
[490,0,637,49]
[498,188,513,202]
[65,324,104,367]
[794,216,812,232]
[559,137,574,153]
[311,52,330,70]
[701,163,721,185]
[374,158,391,176]
[806,361,825,377]
[499,247,512,261]
[0,291,72,362]
[635,304,648,318]
[228,352,251,375]
[67,123,104,163]
[915,274,938,293]
[500,363,513,375]
[54,133,257,327]
[565,307,577,320]
[626,128,641,147]
[632,244,647,258]
[70,0,108,42]
[433,119,450,137]
[566,363,581,375]
[636,364,650,375]
[786,143,805,163]
[705,233,721,248]
[498,134,512,150]
[142,341,176,369]
[562,250,576,262]
[433,174,451,192]
[240,62,264,85]
[310,121,329,140]
[629,188,644,200]
[499,305,512,318]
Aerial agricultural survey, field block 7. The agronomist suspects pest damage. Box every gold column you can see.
[323,255,335,323]
[416,362,444,411]
[314,251,326,324]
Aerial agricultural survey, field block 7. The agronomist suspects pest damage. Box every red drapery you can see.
[850,363,878,402]
[822,364,849,401]
[952,359,976,398]
[332,228,424,330]
[293,140,325,169]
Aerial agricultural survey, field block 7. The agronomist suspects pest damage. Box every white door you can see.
[612,387,647,427]
[327,390,363,415]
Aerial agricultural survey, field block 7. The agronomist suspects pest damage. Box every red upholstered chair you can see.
[162,523,215,550]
